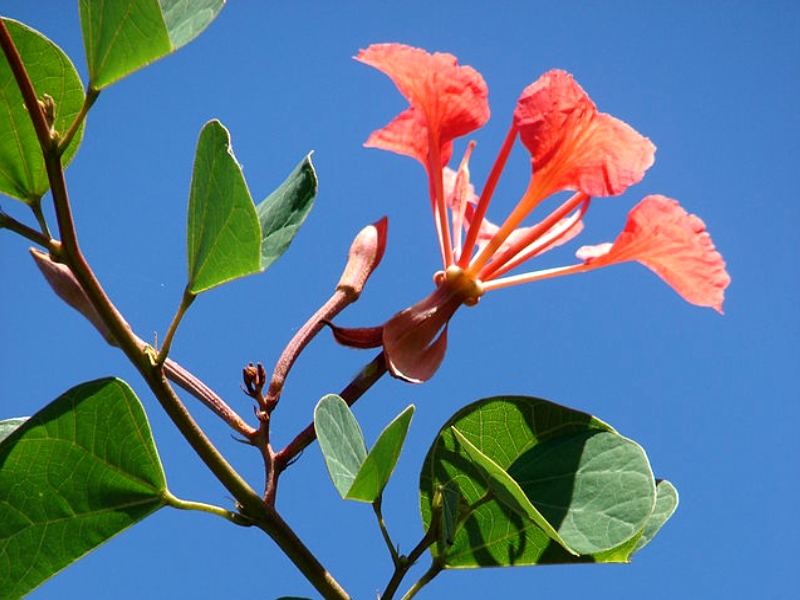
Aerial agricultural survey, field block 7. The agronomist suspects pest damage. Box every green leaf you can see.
[314,394,367,499]
[79,0,225,89]
[507,430,655,556]
[419,396,657,568]
[346,405,414,502]
[450,427,577,556]
[256,154,317,271]
[186,120,261,294]
[633,479,679,553]
[0,378,167,599]
[160,0,225,48]
[0,19,85,203]
[0,418,27,444]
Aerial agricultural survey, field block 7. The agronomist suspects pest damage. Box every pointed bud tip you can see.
[337,217,389,298]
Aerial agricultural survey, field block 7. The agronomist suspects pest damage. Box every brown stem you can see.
[0,210,52,247]
[274,352,387,473]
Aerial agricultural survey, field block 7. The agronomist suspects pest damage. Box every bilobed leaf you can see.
[0,378,167,599]
[314,395,367,499]
[0,19,85,203]
[79,0,225,89]
[0,418,27,444]
[450,427,577,556]
[633,479,679,553]
[346,405,414,502]
[256,154,317,271]
[420,396,658,568]
[160,0,225,48]
[186,120,261,294]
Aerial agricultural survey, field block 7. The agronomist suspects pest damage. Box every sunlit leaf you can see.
[420,396,658,568]
[0,378,167,599]
[314,394,367,498]
[186,120,261,294]
[256,154,317,271]
[0,19,85,203]
[79,0,225,89]
[0,418,27,444]
[160,0,225,48]
[346,405,414,502]
[633,479,679,553]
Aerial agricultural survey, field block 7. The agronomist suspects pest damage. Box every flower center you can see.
[433,265,485,307]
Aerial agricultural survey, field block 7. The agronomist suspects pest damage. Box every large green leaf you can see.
[420,396,658,568]
[346,405,414,502]
[256,154,317,271]
[0,378,167,599]
[315,394,368,498]
[0,19,85,203]
[79,0,225,89]
[186,120,261,294]
[634,479,679,553]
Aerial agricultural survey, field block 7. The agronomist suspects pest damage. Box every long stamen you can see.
[428,129,453,268]
[484,198,589,280]
[457,124,517,269]
[481,262,592,292]
[451,141,476,262]
[479,192,590,281]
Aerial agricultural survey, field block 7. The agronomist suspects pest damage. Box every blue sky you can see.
[1,2,798,599]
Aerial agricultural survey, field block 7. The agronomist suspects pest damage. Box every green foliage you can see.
[315,395,414,503]
[186,120,262,294]
[420,396,669,568]
[0,378,167,599]
[0,418,27,444]
[634,479,679,552]
[256,154,318,271]
[450,427,576,556]
[0,19,85,203]
[79,0,225,89]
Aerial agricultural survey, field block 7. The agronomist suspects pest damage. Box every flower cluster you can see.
[347,43,729,383]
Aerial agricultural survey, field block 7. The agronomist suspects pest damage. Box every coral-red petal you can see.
[514,70,655,198]
[577,195,730,312]
[357,44,489,164]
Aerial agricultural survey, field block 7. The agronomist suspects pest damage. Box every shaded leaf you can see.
[0,19,85,203]
[634,479,679,553]
[256,154,317,271]
[450,427,576,556]
[0,378,167,599]
[314,394,367,498]
[420,396,657,568]
[346,405,414,502]
[186,120,261,294]
[0,418,27,444]
[79,0,225,89]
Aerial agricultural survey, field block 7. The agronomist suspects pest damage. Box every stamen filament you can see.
[451,141,476,262]
[481,261,592,292]
[458,124,518,269]
[483,198,589,280]
[479,192,590,281]
[428,130,454,268]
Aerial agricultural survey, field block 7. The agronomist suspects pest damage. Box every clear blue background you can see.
[2,2,797,599]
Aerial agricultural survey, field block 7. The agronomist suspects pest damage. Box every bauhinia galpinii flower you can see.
[337,43,730,383]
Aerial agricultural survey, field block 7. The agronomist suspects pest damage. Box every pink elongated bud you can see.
[337,216,388,299]
[30,248,116,345]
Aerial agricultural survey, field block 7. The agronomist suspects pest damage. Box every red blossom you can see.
[576,196,730,313]
[514,70,656,201]
[356,44,490,169]
[351,44,730,383]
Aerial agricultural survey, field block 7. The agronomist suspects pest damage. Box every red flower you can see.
[353,43,730,383]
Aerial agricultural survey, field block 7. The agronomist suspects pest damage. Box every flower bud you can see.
[337,216,388,299]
